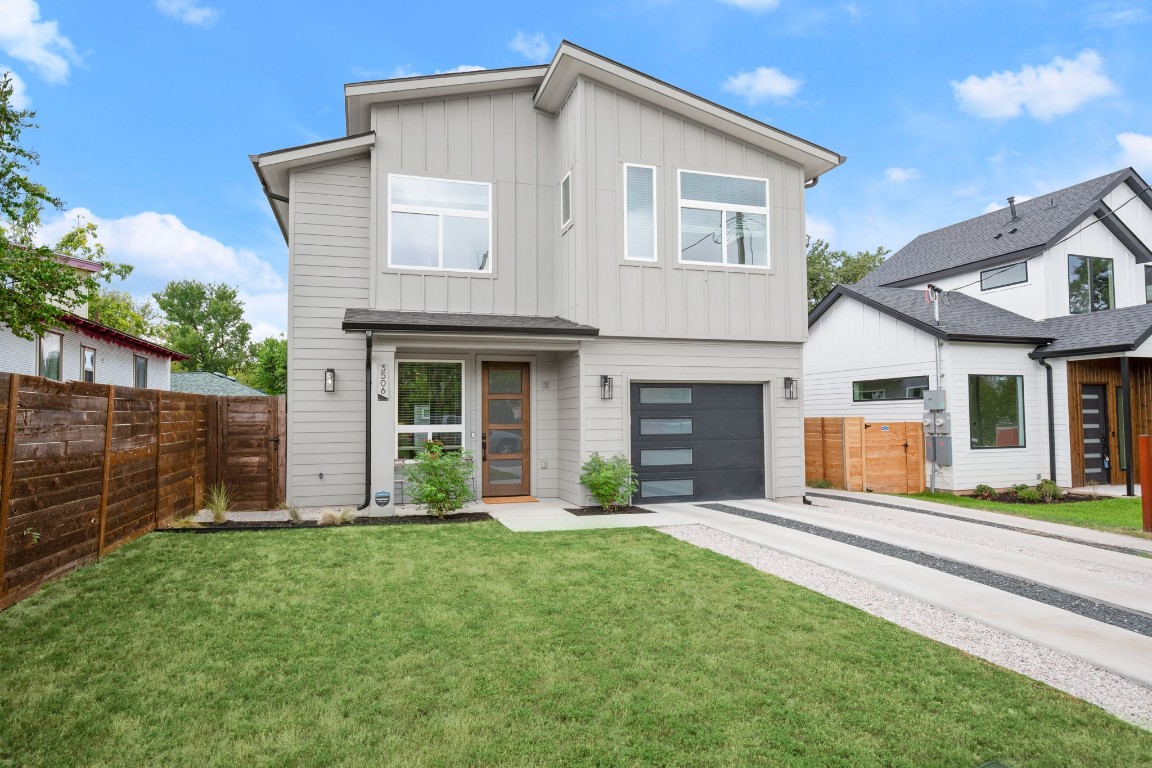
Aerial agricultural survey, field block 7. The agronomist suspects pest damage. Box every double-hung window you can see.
[397,361,464,461]
[1068,255,1114,314]
[133,355,148,388]
[389,175,492,272]
[38,331,63,380]
[679,170,769,267]
[624,164,657,261]
[968,374,1024,448]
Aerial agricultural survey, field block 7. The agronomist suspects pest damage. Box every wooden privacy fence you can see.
[805,417,926,494]
[0,373,285,611]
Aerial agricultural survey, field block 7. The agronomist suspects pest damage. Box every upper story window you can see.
[38,331,63,381]
[560,173,572,230]
[133,355,148,388]
[980,261,1027,291]
[388,175,492,272]
[1145,265,1152,304]
[624,164,657,262]
[1068,254,1114,314]
[678,170,769,268]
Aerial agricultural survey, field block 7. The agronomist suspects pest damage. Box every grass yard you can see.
[2,523,1150,767]
[904,491,1151,538]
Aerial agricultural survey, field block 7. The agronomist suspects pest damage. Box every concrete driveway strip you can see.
[647,502,1152,688]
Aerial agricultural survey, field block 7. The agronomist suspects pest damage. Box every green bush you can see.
[972,484,996,499]
[579,452,638,511]
[1011,483,1030,495]
[1037,479,1063,503]
[1016,487,1043,503]
[406,441,475,518]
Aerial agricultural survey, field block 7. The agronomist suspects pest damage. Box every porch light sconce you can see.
[324,368,336,393]
[784,377,798,400]
[600,375,614,400]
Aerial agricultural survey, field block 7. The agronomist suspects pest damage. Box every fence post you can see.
[0,374,19,595]
[97,386,115,558]
[153,390,163,529]
[1140,435,1152,533]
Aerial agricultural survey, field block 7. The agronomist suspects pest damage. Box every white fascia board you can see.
[535,43,844,180]
[344,67,548,134]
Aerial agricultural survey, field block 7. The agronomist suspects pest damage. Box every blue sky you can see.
[4,0,1152,337]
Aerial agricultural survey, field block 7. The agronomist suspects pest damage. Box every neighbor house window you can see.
[81,346,96,383]
[133,355,148,388]
[852,376,929,401]
[678,170,769,267]
[1145,265,1152,304]
[1068,255,1114,314]
[388,175,492,272]
[980,261,1028,291]
[397,361,464,461]
[37,331,63,380]
[968,375,1024,448]
[560,172,572,230]
[624,164,657,261]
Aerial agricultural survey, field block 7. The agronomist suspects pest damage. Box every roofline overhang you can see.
[878,245,1046,288]
[1095,200,1152,263]
[250,131,376,242]
[341,319,600,337]
[61,313,188,361]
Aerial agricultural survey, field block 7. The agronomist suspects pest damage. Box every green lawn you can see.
[904,491,1152,538]
[2,523,1150,767]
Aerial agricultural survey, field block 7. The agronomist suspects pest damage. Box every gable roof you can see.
[1031,304,1152,358]
[170,372,268,396]
[61,313,187,361]
[860,168,1148,288]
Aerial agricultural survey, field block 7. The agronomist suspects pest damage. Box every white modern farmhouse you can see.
[806,168,1152,492]
[252,42,843,508]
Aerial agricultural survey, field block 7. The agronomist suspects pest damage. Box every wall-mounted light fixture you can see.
[784,377,798,400]
[600,375,614,400]
[324,368,336,393]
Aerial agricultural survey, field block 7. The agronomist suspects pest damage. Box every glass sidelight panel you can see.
[488,429,523,455]
[488,399,523,424]
[641,478,694,497]
[487,368,522,394]
[488,459,523,485]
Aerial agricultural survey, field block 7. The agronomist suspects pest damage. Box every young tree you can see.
[0,74,130,338]
[806,237,890,311]
[89,287,160,338]
[236,334,287,394]
[153,280,252,373]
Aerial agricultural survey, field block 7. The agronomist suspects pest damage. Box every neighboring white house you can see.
[0,254,185,389]
[806,168,1152,492]
[251,41,844,508]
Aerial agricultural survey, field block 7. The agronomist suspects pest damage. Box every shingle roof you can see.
[170,372,268,396]
[342,309,599,336]
[859,169,1133,287]
[1033,304,1152,358]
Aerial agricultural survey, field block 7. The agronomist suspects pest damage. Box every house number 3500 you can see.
[378,363,389,401]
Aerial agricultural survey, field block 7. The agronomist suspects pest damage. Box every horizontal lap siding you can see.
[556,352,582,504]
[289,158,372,505]
[0,328,171,389]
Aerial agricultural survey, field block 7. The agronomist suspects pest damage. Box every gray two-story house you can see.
[252,42,843,508]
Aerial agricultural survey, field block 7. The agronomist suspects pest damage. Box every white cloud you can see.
[155,0,219,27]
[1118,132,1152,170]
[1,67,28,108]
[1086,2,1150,27]
[509,31,551,63]
[951,50,1118,121]
[982,195,1032,214]
[0,0,78,83]
[806,215,837,244]
[722,66,802,104]
[885,167,920,183]
[719,0,781,10]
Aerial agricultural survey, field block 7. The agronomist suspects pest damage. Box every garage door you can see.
[630,383,765,503]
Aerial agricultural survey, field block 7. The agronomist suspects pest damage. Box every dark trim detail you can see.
[1037,357,1057,482]
[881,246,1045,288]
[357,330,373,511]
[342,310,599,337]
[1122,357,1135,497]
[61,314,188,361]
[1096,202,1152,263]
[980,261,1028,291]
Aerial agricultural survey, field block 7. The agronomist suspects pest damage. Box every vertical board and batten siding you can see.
[370,90,559,319]
[579,79,808,342]
[0,329,171,389]
[288,158,372,505]
[556,351,583,503]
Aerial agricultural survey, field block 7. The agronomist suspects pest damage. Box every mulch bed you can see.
[160,512,493,533]
[565,506,656,516]
[975,493,1105,505]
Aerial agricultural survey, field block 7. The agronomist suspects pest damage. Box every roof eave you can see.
[341,318,600,337]
[61,314,188,361]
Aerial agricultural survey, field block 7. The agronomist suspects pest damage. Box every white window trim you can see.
[81,345,96,383]
[395,360,466,453]
[37,331,63,381]
[623,163,658,262]
[387,174,493,274]
[677,168,770,269]
[560,172,572,231]
[133,354,148,388]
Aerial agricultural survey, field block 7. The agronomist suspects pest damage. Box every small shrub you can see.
[1085,479,1101,500]
[1010,483,1030,495]
[167,515,202,529]
[279,498,303,524]
[406,441,475,518]
[809,479,834,489]
[1037,479,1063,503]
[317,507,356,526]
[972,484,996,500]
[579,452,638,511]
[1016,487,1043,503]
[206,483,230,524]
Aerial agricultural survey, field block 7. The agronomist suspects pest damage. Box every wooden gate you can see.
[206,396,285,510]
[805,417,925,494]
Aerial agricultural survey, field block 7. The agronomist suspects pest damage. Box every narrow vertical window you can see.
[133,355,148,388]
[38,331,63,380]
[560,173,572,230]
[624,164,657,261]
[81,346,96,383]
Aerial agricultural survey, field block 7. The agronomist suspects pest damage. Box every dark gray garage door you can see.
[630,383,765,503]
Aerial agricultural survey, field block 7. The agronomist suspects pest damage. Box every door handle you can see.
[481,431,487,460]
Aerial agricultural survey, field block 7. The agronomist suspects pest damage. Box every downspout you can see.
[1122,356,1135,497]
[357,330,373,510]
[1037,357,1057,484]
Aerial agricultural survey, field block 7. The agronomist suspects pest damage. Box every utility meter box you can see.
[922,411,952,435]
[923,389,947,412]
[925,435,953,466]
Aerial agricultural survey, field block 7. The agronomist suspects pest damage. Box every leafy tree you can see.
[806,237,890,311]
[237,335,287,394]
[153,280,251,373]
[89,287,160,338]
[0,73,130,339]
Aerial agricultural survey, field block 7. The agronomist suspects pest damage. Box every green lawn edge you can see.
[902,491,1152,539]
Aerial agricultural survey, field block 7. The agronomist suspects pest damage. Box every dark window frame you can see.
[968,374,1026,450]
[980,261,1028,291]
[851,375,929,402]
[1068,254,1115,314]
[81,345,96,383]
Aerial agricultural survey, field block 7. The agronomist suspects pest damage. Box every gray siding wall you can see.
[0,328,171,389]
[370,90,558,318]
[287,157,372,505]
[556,350,583,503]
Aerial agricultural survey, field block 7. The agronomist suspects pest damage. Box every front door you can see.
[481,362,531,497]
[1081,384,1110,484]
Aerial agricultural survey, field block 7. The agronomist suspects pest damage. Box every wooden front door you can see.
[1080,384,1110,484]
[481,362,531,497]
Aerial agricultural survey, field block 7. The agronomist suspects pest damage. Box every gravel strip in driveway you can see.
[659,523,1152,729]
